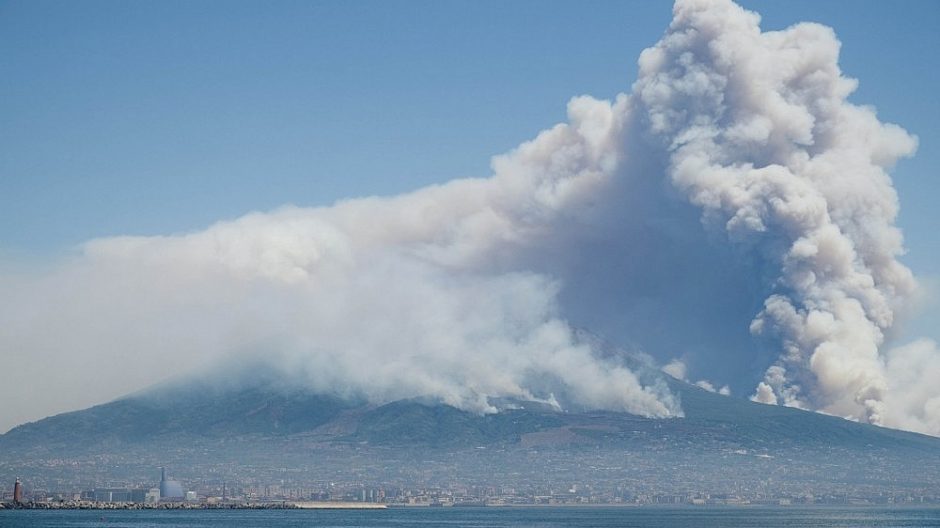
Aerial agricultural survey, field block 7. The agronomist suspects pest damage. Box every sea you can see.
[2,506,940,528]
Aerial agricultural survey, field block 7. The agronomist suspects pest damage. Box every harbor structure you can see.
[13,478,23,503]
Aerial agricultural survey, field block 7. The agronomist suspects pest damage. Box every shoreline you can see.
[0,501,384,510]
[3,501,938,511]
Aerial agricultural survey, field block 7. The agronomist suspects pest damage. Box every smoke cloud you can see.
[662,359,730,396]
[2,0,939,437]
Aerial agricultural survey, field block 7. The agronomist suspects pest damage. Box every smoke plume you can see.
[2,0,938,436]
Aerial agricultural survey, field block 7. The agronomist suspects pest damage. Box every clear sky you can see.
[1,0,938,337]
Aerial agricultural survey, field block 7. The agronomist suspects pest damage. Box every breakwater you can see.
[0,500,384,510]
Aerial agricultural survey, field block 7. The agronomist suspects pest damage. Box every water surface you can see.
[2,506,939,528]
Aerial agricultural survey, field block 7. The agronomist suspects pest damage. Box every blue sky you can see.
[1,0,938,338]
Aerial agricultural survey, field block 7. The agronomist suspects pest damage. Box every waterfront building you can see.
[145,488,161,504]
[92,488,132,502]
[130,488,149,503]
[159,467,185,501]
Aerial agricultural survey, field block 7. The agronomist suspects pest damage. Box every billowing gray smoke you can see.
[633,0,928,430]
[1,0,938,436]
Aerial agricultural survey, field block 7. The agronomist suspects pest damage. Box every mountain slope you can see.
[2,374,937,456]
[3,374,939,499]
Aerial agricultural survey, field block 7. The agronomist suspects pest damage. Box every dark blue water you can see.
[1,506,939,527]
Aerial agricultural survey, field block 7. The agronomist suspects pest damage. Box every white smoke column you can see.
[883,340,940,436]
[0,95,681,431]
[633,0,926,428]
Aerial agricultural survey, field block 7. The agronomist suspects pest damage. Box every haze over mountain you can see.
[2,366,938,498]
[1,0,939,439]
[3,364,938,455]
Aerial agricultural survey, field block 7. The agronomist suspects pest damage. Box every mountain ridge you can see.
[3,373,937,456]
[4,372,939,500]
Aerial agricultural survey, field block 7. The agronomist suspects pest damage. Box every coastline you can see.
[4,500,938,511]
[0,500,385,510]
